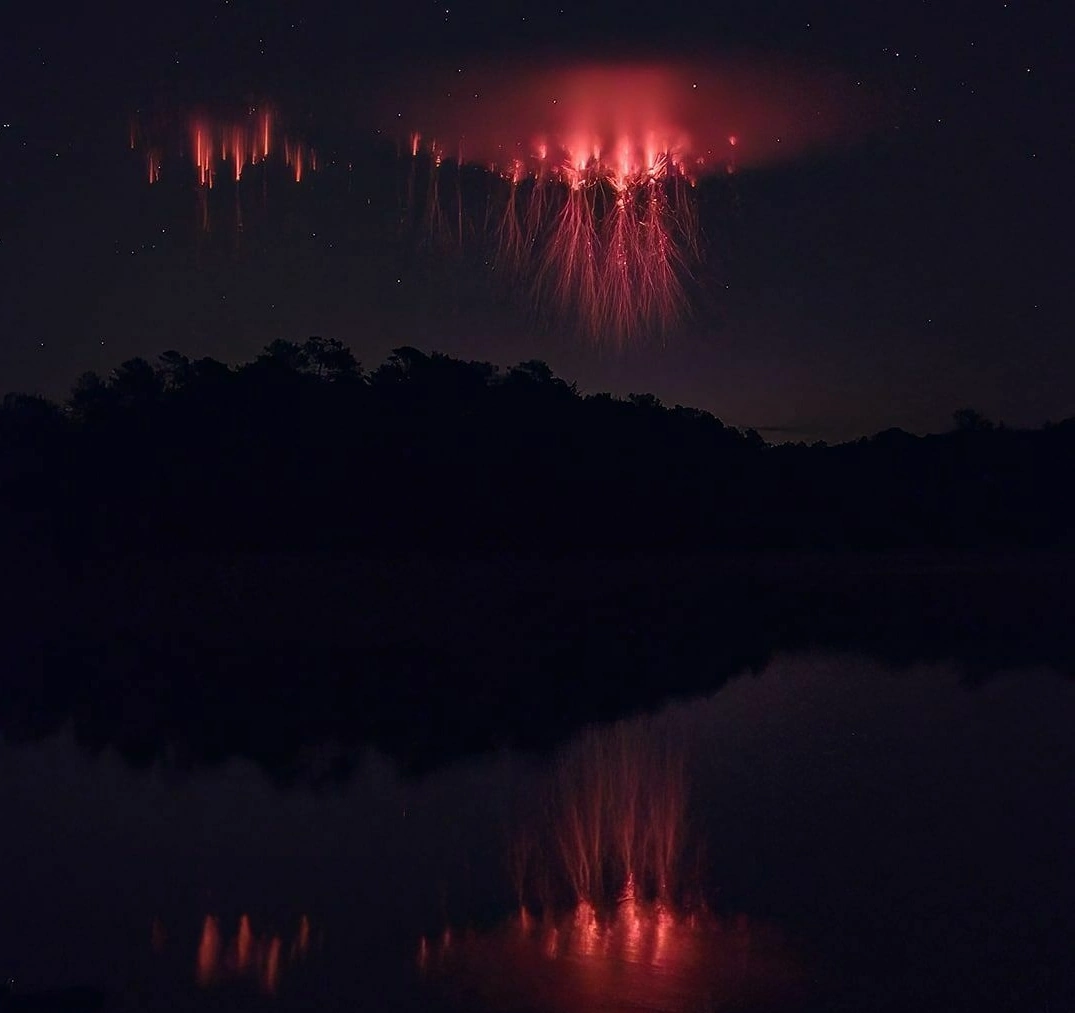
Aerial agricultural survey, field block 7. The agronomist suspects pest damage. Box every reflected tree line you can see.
[2,340,1075,779]
[2,338,1075,556]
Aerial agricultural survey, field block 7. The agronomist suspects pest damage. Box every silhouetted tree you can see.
[158,350,192,390]
[1,393,62,427]
[67,371,115,422]
[953,407,995,432]
[628,393,663,411]
[509,360,556,385]
[109,357,162,407]
[372,346,429,385]
[303,337,361,382]
[671,405,721,427]
[4,340,1075,558]
[188,356,232,385]
[257,339,310,373]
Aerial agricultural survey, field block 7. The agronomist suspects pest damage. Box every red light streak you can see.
[262,936,282,994]
[424,904,805,1013]
[195,915,220,986]
[181,913,313,994]
[129,104,315,229]
[419,713,807,1009]
[523,720,688,913]
[235,914,253,971]
[291,913,311,960]
[389,56,863,343]
[403,84,725,343]
[124,57,862,338]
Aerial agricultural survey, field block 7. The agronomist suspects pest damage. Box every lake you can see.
[2,646,1072,1012]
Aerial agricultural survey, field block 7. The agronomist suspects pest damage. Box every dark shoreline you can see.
[4,544,1073,779]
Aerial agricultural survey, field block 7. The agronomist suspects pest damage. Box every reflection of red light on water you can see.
[515,720,688,913]
[423,904,805,1013]
[184,913,313,994]
[621,896,643,960]
[262,936,282,994]
[235,914,253,971]
[573,900,599,956]
[653,904,675,966]
[291,913,310,960]
[421,714,808,1011]
[195,915,221,986]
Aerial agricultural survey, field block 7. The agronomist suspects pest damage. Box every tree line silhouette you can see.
[3,339,1075,777]
[2,338,1074,557]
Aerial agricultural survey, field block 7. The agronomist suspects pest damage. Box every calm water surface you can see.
[1,650,1073,1012]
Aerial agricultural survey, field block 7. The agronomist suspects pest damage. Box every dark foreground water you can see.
[2,650,1073,1012]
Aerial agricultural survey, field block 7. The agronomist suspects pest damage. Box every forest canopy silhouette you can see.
[2,338,1074,558]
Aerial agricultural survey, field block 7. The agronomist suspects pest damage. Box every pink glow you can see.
[390,55,867,342]
[383,56,864,174]
[423,905,805,1013]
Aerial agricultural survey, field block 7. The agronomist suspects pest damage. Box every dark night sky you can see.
[0,0,1068,442]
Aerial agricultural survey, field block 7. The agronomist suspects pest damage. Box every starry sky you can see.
[0,0,1067,442]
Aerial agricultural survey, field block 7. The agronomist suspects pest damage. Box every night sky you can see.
[0,0,1067,442]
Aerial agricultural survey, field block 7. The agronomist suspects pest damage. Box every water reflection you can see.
[3,651,1073,1011]
[423,906,802,1013]
[193,916,220,987]
[528,721,690,911]
[419,712,804,1011]
[186,913,310,994]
